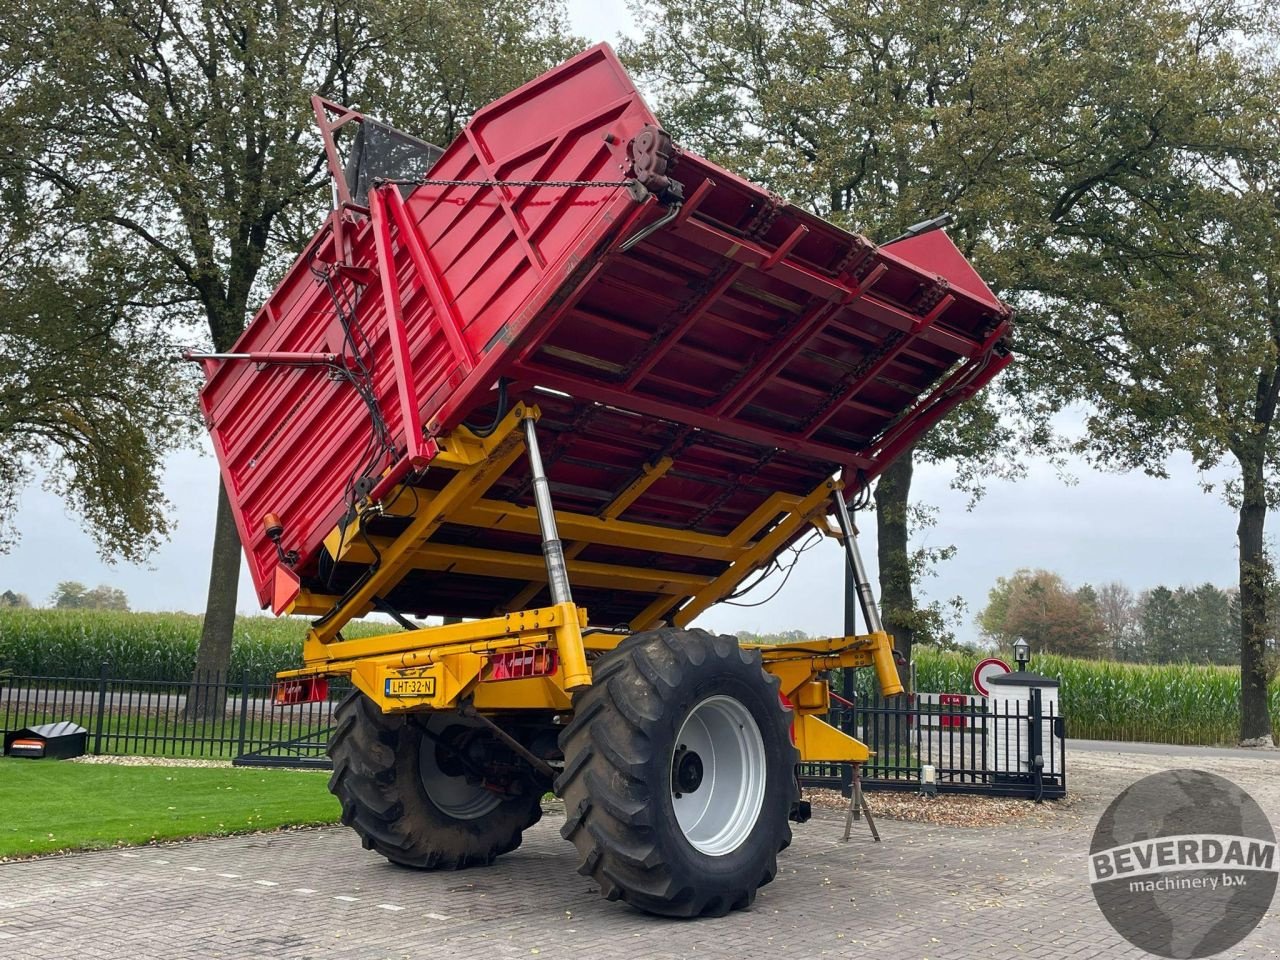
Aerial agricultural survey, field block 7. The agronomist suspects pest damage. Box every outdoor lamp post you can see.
[1014,638,1030,671]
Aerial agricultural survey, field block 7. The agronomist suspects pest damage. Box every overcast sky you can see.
[0,3,1245,643]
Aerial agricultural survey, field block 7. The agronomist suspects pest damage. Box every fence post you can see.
[1030,687,1044,802]
[92,660,109,755]
[236,669,250,760]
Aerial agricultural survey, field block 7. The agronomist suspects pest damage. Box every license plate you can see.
[385,676,436,698]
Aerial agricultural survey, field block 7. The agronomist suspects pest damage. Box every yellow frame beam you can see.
[286,402,897,768]
[306,404,532,646]
[505,456,675,610]
[330,537,711,596]
[670,478,838,628]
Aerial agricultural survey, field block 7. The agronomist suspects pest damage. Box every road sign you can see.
[973,657,1011,697]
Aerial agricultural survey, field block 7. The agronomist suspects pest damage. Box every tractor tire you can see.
[556,627,798,917]
[328,691,543,869]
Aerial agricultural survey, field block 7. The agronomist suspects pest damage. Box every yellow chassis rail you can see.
[280,405,903,765]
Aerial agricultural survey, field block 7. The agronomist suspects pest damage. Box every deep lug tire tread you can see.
[555,627,798,917]
[327,691,542,870]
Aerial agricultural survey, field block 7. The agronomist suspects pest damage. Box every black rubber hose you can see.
[462,378,509,438]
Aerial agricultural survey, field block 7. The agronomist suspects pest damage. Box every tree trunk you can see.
[1237,463,1275,745]
[874,448,915,694]
[186,480,242,720]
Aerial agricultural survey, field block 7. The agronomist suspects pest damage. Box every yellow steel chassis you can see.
[279,404,902,765]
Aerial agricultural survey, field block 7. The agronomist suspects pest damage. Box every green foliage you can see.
[0,590,28,608]
[624,0,1280,741]
[49,581,130,612]
[1,0,582,353]
[981,569,1243,665]
[912,647,1280,747]
[0,0,582,676]
[977,569,1104,657]
[0,608,387,683]
[0,250,196,560]
[0,760,337,858]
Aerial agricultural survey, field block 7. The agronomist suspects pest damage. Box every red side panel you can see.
[201,46,656,607]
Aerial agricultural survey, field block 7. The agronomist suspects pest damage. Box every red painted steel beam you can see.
[669,214,848,303]
[762,224,809,270]
[382,184,478,372]
[852,295,980,357]
[868,349,1012,471]
[514,200,653,367]
[802,293,958,439]
[509,361,877,470]
[711,300,841,418]
[462,126,549,273]
[367,187,430,468]
[675,178,717,225]
[711,262,892,420]
[669,212,988,358]
[623,263,748,390]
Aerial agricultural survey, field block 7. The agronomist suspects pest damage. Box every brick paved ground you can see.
[1,749,1276,960]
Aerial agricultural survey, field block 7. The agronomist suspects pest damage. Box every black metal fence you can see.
[3,665,1064,797]
[800,690,1067,799]
[0,664,348,768]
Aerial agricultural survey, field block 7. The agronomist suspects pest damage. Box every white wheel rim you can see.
[417,716,504,820]
[671,695,767,856]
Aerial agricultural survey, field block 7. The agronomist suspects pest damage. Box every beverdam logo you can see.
[1088,769,1277,959]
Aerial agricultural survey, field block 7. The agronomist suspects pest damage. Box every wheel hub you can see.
[672,745,705,796]
[417,716,504,820]
[670,695,767,856]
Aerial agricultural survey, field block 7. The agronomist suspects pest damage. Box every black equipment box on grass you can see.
[4,721,88,760]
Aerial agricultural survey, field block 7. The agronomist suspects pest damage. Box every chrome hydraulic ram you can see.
[830,488,884,634]
[523,416,573,605]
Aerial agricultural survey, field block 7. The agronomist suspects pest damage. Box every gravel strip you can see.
[805,785,1086,828]
[68,755,233,768]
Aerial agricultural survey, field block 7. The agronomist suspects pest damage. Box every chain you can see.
[375,177,633,189]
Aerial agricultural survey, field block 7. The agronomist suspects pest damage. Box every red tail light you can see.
[483,647,558,681]
[273,676,329,705]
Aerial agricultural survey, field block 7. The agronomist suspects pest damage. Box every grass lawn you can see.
[0,759,340,859]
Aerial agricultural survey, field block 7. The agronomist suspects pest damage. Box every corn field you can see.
[0,609,388,685]
[912,648,1280,746]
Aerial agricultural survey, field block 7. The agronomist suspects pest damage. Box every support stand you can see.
[842,763,880,843]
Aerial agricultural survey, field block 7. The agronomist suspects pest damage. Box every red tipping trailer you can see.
[191,44,1012,918]
[195,44,1010,620]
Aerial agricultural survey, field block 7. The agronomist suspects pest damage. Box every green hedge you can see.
[0,608,387,685]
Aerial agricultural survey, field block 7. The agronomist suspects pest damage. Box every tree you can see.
[1181,583,1237,665]
[2,0,580,711]
[978,569,1104,658]
[1132,583,1238,665]
[0,590,29,608]
[51,581,130,610]
[1095,581,1140,660]
[49,582,88,609]
[1138,586,1182,664]
[627,0,1279,740]
[0,237,194,560]
[84,585,131,611]
[625,0,1075,686]
[1004,7,1280,741]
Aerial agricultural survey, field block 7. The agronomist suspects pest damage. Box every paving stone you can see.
[1,755,1277,960]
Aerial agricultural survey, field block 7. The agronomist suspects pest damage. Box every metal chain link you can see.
[376,177,633,189]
